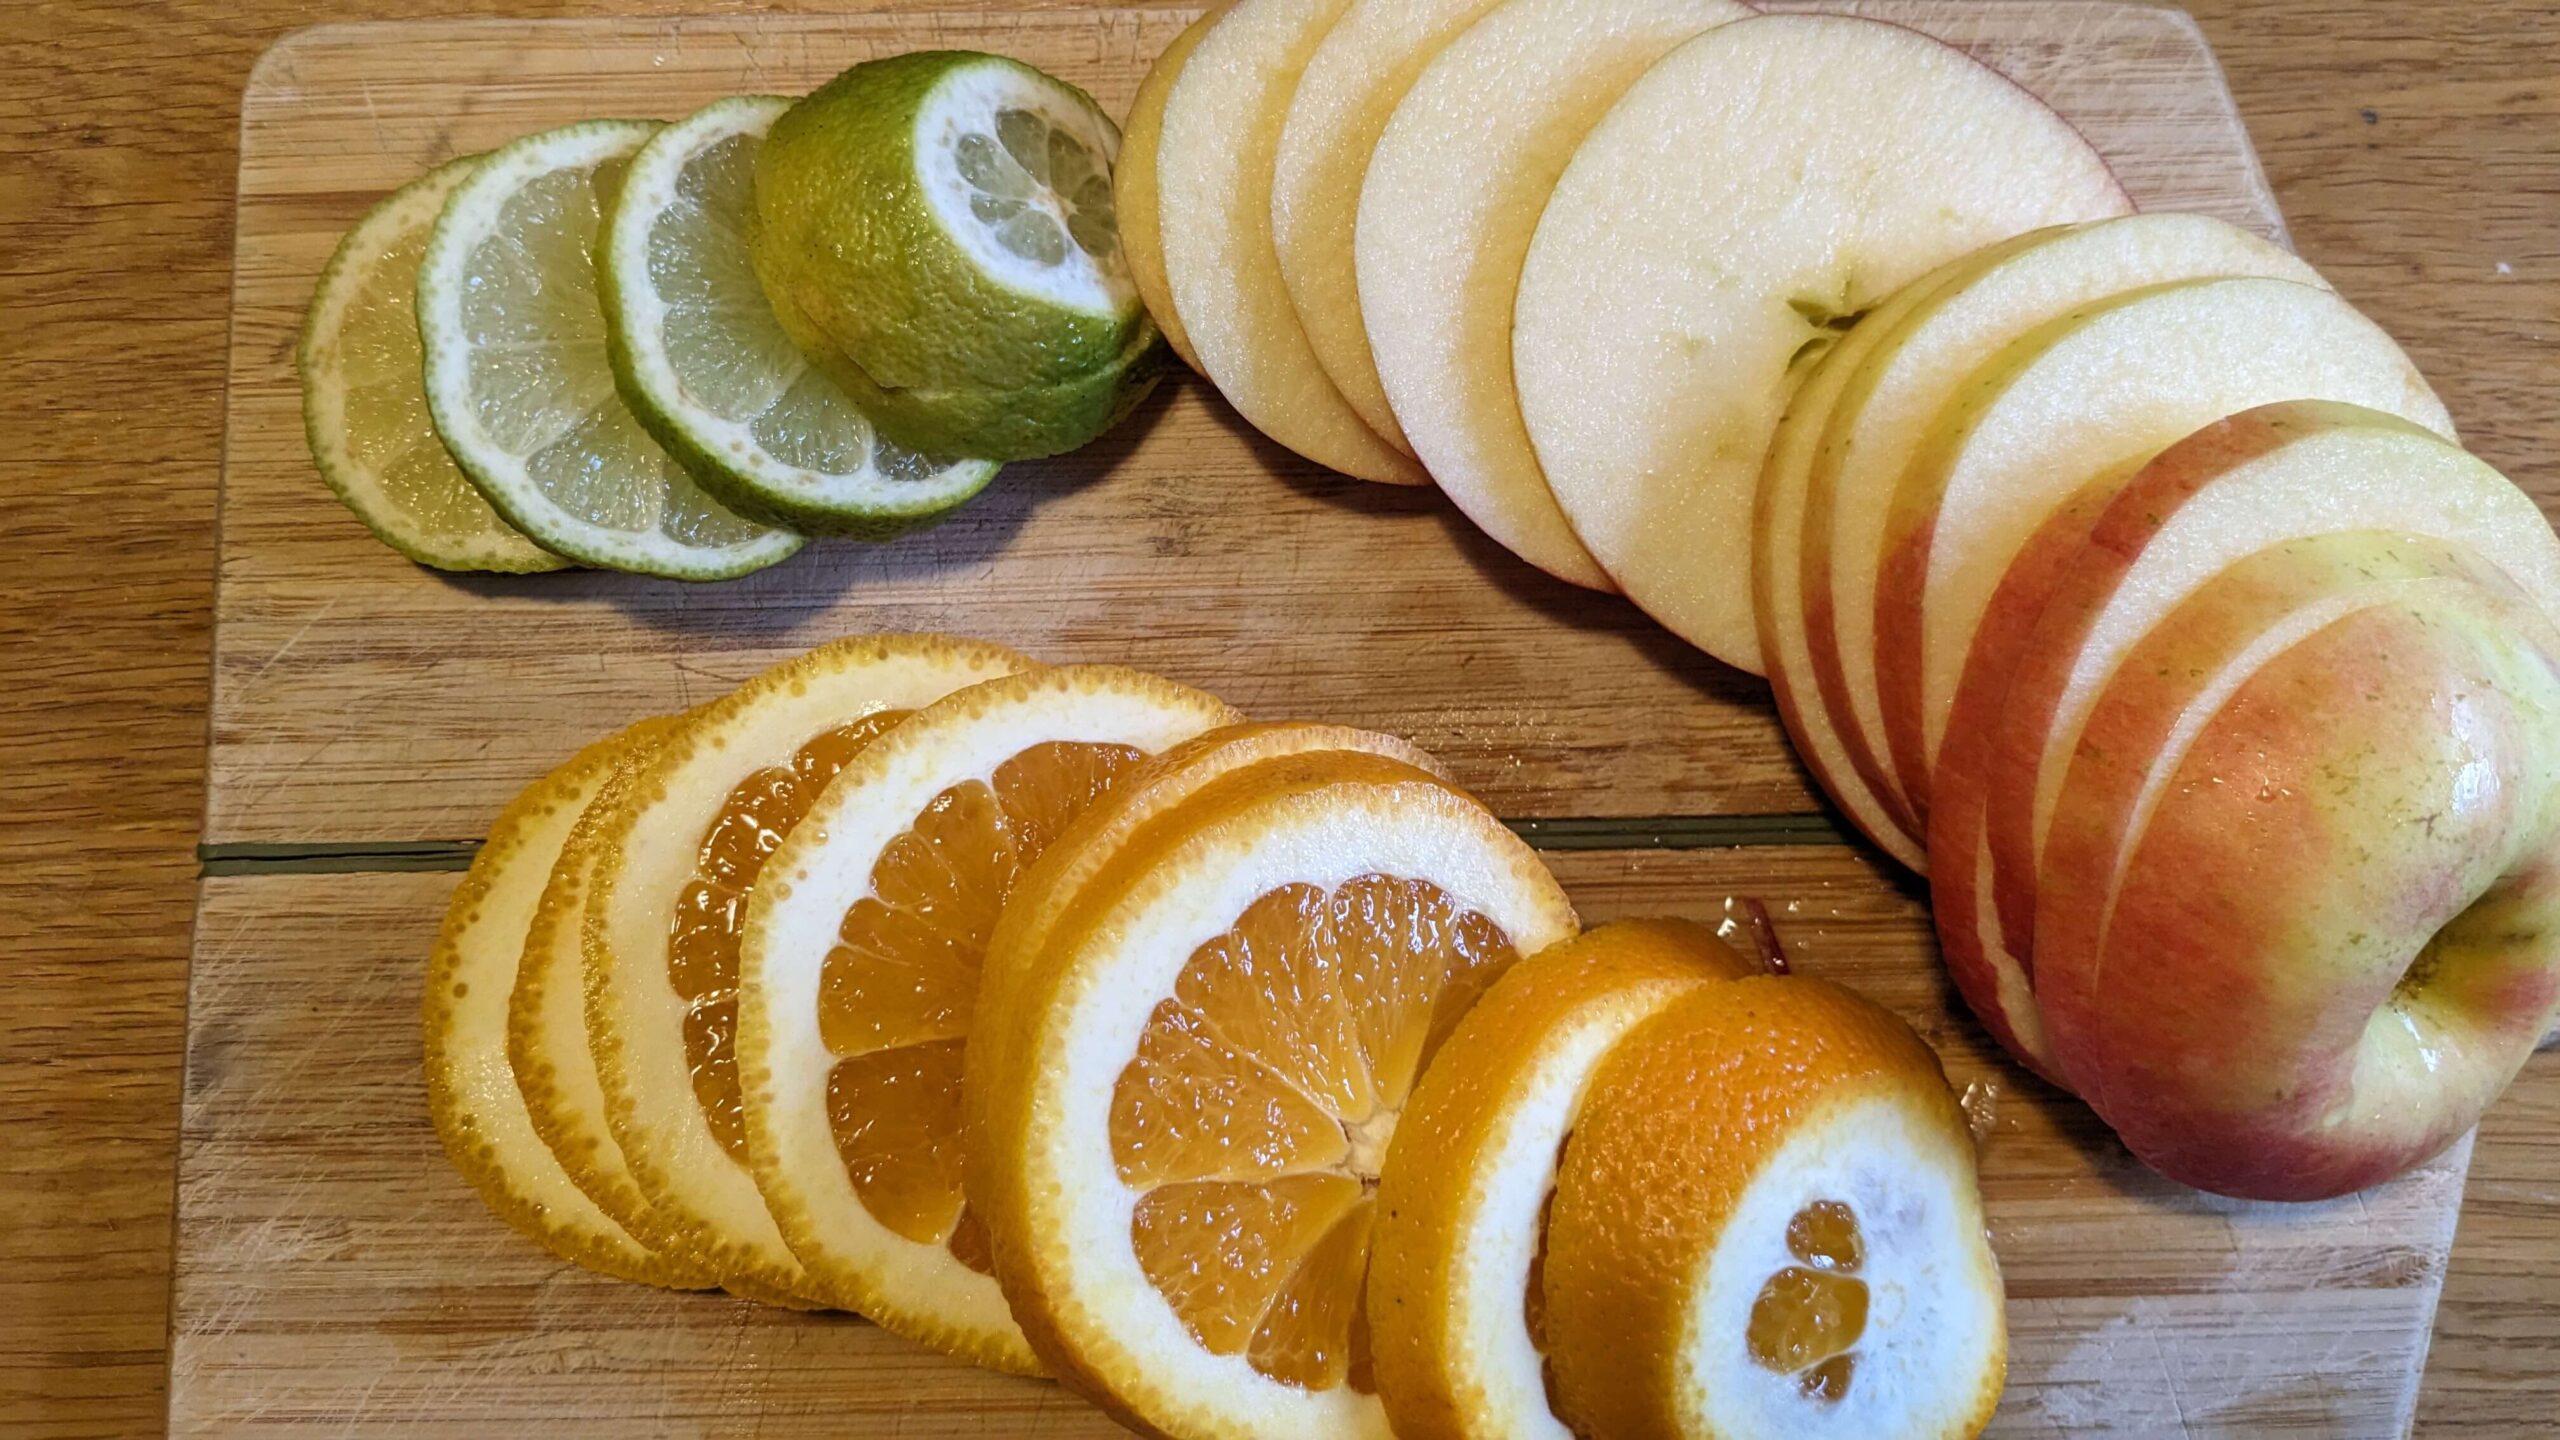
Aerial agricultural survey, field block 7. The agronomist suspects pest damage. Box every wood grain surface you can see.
[171,858,2466,1436]
[204,3,2285,846]
[5,1,2557,1435]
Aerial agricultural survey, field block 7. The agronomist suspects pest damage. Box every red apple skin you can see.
[1942,530,2491,1084]
[1979,403,2372,965]
[2047,588,2560,1199]
[1927,474,2123,1084]
[2029,535,2508,1096]
[1798,425,1930,853]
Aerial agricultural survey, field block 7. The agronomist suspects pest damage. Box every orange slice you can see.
[971,751,1577,1437]
[584,634,1029,1304]
[1367,919,1758,1440]
[427,716,711,1287]
[504,714,720,1288]
[1544,976,2005,1440]
[738,666,1240,1370]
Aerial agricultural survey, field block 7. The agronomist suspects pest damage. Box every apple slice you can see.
[1971,405,2560,974]
[1152,0,1428,484]
[1358,0,1748,593]
[1270,0,1510,458]
[1804,214,2320,838]
[1757,233,2059,866]
[1937,530,2516,1081]
[1115,3,1232,372]
[1872,275,2452,810]
[1512,12,2126,673]
[2039,568,2560,1199]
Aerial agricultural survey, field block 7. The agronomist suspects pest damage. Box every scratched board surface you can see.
[178,5,2467,1437]
[173,859,2467,1436]
[204,2,2285,846]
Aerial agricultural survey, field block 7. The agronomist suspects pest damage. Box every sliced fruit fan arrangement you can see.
[296,0,2560,1435]
[430,635,2004,1439]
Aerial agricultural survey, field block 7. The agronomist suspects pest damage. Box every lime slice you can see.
[600,96,1000,538]
[419,119,804,580]
[300,156,566,573]
[750,52,1164,459]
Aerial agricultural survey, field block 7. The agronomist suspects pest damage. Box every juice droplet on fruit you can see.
[671,711,910,1159]
[1749,1199,1869,1399]
[821,740,1145,1248]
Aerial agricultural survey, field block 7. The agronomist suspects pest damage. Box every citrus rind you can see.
[426,717,710,1287]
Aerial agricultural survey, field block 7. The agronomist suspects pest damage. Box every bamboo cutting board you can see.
[177,5,2470,1436]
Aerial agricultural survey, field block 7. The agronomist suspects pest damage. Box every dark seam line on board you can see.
[196,813,1857,877]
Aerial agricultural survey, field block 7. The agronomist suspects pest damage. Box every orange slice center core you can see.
[822,739,1147,1274]
[670,712,912,1162]
[1113,876,1518,1393]
[1747,1198,1868,1402]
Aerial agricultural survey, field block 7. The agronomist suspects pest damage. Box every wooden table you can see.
[3,1,2554,1434]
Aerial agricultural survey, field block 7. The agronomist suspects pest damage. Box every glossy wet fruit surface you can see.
[824,740,1145,1267]
[669,712,911,1160]
[1113,876,1519,1391]
[1746,1198,1870,1400]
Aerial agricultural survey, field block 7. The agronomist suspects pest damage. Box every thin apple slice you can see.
[1513,12,2127,673]
[1872,275,2451,811]
[1973,405,2560,973]
[1765,227,2071,867]
[1359,0,1748,593]
[2038,567,2560,1199]
[1270,0,1509,458]
[1153,0,1428,485]
[1939,531,2510,1081]
[1116,3,1232,372]
[1807,214,2320,837]
[1759,238,2051,865]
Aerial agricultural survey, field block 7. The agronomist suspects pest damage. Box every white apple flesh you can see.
[1153,0,1429,484]
[1270,0,1510,457]
[1513,12,2128,673]
[1358,0,1748,593]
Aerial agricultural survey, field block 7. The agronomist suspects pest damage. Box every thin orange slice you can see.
[738,666,1240,1371]
[1544,976,2005,1440]
[427,716,712,1287]
[972,751,1577,1438]
[1367,919,1758,1440]
[584,634,1029,1304]
[507,712,721,1289]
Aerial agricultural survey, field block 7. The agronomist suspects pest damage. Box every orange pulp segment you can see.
[825,740,1147,1266]
[1113,872,1522,1390]
[667,710,912,1162]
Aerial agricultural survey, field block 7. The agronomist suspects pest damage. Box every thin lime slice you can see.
[601,96,1000,538]
[750,53,1162,460]
[301,156,566,573]
[418,119,804,580]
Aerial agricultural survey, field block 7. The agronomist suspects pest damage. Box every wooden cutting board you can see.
[176,6,2466,1436]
